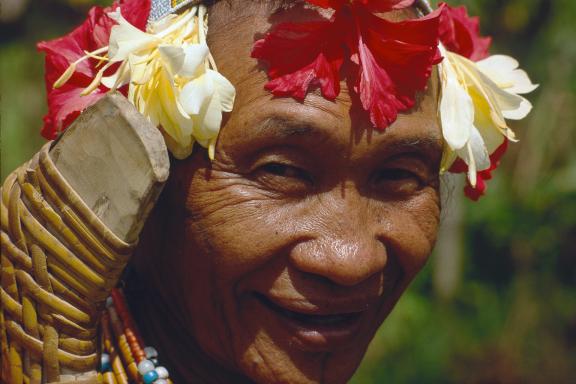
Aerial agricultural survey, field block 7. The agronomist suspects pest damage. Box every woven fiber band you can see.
[149,0,201,21]
[0,143,136,384]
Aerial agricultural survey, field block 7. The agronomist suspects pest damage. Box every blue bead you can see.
[143,370,159,384]
[100,353,111,372]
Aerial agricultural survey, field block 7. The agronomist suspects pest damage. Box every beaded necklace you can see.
[100,288,173,384]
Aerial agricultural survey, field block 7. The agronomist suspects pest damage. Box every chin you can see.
[227,287,405,384]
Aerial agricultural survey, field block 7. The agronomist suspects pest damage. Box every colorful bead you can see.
[138,359,155,375]
[155,366,169,379]
[144,346,159,359]
[100,291,170,383]
[100,353,111,372]
[143,370,159,384]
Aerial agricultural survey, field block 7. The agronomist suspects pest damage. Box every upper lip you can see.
[255,292,379,316]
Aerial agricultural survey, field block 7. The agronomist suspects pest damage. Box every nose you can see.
[289,193,388,287]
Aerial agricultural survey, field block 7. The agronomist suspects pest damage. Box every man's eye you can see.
[260,163,306,178]
[372,168,423,195]
[254,162,313,193]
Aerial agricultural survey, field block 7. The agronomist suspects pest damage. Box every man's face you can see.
[155,3,442,383]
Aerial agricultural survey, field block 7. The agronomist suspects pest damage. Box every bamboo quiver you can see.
[1,94,170,383]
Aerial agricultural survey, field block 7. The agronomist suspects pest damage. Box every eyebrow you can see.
[250,116,443,158]
[253,116,317,139]
[386,136,444,155]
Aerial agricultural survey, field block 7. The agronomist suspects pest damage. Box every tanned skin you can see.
[131,2,442,383]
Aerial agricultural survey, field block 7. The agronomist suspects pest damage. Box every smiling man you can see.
[127,2,443,383]
[0,0,536,383]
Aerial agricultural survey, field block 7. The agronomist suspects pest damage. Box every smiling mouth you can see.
[256,293,363,326]
[253,292,367,349]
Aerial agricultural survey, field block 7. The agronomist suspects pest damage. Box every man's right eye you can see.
[260,162,305,178]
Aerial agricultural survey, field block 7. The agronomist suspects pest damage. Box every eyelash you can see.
[253,162,314,192]
[252,162,427,196]
[376,168,421,181]
[371,168,425,194]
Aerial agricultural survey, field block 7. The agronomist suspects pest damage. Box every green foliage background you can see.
[1,0,575,383]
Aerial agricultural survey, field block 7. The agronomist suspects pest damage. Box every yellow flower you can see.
[55,5,236,160]
[439,46,538,186]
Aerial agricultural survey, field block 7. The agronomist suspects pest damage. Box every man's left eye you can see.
[371,168,424,195]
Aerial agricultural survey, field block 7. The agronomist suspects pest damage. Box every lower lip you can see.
[255,294,366,350]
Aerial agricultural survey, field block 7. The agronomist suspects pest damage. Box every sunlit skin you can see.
[132,2,443,383]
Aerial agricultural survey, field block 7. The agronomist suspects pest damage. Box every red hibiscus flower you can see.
[450,140,509,201]
[251,0,443,130]
[37,0,150,140]
[438,2,491,61]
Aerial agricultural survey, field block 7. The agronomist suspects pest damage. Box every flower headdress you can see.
[39,0,234,160]
[38,0,537,199]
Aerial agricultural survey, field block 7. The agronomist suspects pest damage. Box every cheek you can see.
[182,179,304,277]
[385,189,441,278]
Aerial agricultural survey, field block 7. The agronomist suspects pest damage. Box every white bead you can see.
[155,366,169,379]
[105,297,113,308]
[153,380,168,384]
[138,359,155,375]
[144,346,159,359]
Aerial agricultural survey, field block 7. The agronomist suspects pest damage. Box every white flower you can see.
[475,54,538,120]
[54,5,236,160]
[439,46,538,187]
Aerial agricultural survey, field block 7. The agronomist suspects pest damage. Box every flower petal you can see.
[457,126,491,185]
[357,37,407,129]
[251,20,344,100]
[180,44,210,78]
[209,69,236,112]
[180,74,214,116]
[158,45,186,75]
[198,93,223,140]
[476,54,539,94]
[439,55,474,151]
[158,43,209,78]
[107,8,158,62]
[439,2,491,61]
[475,54,519,76]
[469,88,507,154]
[502,97,533,120]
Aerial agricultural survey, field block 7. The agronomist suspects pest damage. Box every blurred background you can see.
[1,0,575,383]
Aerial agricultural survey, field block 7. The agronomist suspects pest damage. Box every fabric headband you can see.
[38,0,537,200]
